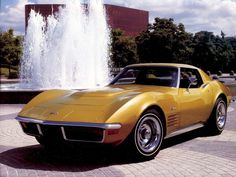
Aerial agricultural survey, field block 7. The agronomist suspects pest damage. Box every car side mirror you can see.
[187,78,197,91]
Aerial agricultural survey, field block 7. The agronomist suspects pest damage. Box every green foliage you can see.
[110,29,139,68]
[133,18,236,72]
[192,31,234,72]
[226,37,236,72]
[0,28,23,76]
[136,18,193,64]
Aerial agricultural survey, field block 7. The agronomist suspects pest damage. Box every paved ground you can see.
[0,102,236,177]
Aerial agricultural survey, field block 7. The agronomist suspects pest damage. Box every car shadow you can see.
[161,127,210,149]
[0,127,216,172]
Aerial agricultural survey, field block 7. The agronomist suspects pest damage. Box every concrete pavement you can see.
[0,103,236,177]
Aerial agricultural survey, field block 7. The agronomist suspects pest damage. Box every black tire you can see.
[206,98,227,135]
[125,109,164,160]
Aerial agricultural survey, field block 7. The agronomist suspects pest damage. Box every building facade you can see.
[25,4,149,36]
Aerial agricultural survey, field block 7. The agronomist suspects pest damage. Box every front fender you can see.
[106,91,176,144]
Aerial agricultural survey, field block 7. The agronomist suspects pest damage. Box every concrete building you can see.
[25,4,149,36]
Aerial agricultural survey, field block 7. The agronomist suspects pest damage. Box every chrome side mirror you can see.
[187,78,197,91]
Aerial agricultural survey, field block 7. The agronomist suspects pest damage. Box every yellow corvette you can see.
[16,63,231,159]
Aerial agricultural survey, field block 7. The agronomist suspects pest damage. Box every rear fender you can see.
[211,81,232,107]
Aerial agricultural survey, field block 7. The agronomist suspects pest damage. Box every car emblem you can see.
[49,111,59,115]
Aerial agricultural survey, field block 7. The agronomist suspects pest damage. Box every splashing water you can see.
[20,0,110,89]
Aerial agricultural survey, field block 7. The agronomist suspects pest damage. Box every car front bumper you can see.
[15,116,122,144]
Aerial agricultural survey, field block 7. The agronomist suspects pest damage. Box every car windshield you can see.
[110,66,179,87]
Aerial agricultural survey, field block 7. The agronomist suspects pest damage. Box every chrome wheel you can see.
[206,98,227,135]
[135,113,163,156]
[216,101,226,129]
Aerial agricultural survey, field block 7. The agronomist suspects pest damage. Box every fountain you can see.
[20,0,110,89]
[0,0,111,103]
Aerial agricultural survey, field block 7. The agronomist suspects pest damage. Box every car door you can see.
[178,68,212,128]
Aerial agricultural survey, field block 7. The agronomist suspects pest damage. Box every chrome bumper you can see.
[15,116,121,143]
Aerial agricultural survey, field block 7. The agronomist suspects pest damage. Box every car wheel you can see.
[207,98,227,135]
[127,110,164,160]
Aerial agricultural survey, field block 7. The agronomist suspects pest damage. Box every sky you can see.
[0,0,236,36]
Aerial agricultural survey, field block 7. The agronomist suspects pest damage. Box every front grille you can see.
[20,121,104,142]
[20,122,40,136]
[63,126,104,142]
[40,125,63,139]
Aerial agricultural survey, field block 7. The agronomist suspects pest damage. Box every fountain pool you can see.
[0,0,111,103]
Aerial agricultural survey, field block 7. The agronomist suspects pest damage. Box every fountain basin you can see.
[0,83,235,104]
[0,90,43,104]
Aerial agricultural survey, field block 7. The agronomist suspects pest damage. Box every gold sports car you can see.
[16,63,232,160]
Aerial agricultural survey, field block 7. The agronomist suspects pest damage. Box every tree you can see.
[172,23,193,64]
[226,37,236,72]
[110,29,138,68]
[191,31,216,71]
[0,28,23,74]
[136,18,193,64]
[214,35,234,72]
[192,31,234,72]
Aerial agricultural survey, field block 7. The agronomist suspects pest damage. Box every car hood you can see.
[19,85,147,123]
[19,85,174,123]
